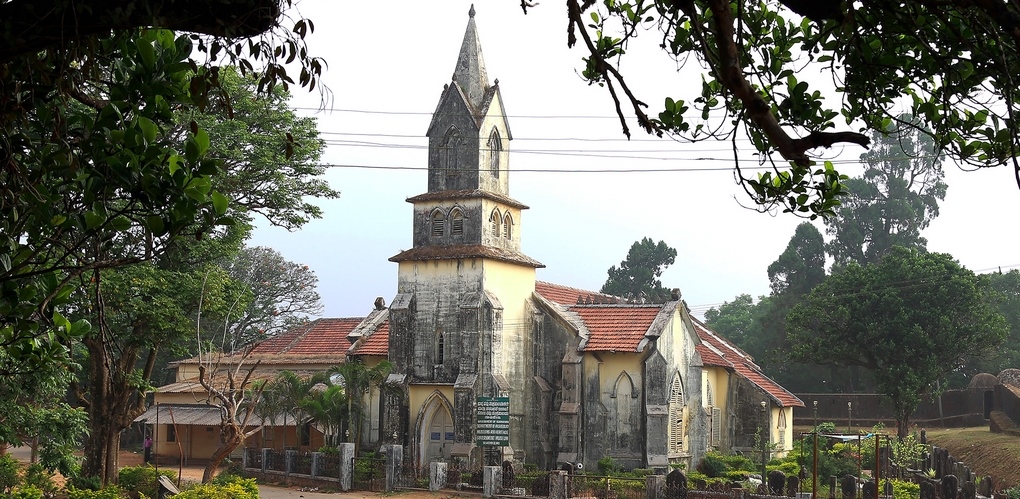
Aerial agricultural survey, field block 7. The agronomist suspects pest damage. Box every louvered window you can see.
[778,409,787,450]
[451,209,464,236]
[431,211,445,237]
[668,373,684,454]
[490,209,501,238]
[502,213,512,239]
[437,333,445,364]
[711,407,722,447]
[488,129,501,178]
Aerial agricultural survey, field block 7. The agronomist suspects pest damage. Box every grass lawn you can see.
[925,427,1020,490]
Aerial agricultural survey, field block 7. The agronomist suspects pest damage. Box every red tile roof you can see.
[569,305,662,352]
[350,320,389,356]
[691,317,804,408]
[535,281,623,306]
[248,318,361,357]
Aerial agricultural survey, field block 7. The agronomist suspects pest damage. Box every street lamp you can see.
[813,400,818,429]
[847,401,853,433]
[760,400,768,485]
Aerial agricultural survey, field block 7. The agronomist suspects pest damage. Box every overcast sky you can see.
[248,1,1020,320]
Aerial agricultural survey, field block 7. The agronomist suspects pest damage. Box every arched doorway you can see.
[418,392,455,465]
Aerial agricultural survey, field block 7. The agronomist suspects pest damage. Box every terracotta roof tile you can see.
[247,318,361,357]
[568,304,662,352]
[535,281,623,306]
[691,318,803,407]
[350,321,389,356]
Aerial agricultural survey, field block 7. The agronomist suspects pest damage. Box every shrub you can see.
[1004,485,1020,499]
[67,485,127,499]
[884,479,920,499]
[175,475,258,499]
[696,453,728,478]
[23,464,58,497]
[118,465,178,498]
[0,453,21,494]
[597,456,620,475]
[717,454,756,472]
[9,485,44,499]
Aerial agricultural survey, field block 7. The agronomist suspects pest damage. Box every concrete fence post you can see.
[549,470,568,499]
[382,444,403,492]
[286,449,296,475]
[338,443,355,491]
[310,451,322,478]
[261,448,271,473]
[482,465,502,498]
[430,461,448,491]
[646,475,665,499]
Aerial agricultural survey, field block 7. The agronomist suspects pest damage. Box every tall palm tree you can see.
[272,370,327,449]
[300,384,347,446]
[328,360,393,453]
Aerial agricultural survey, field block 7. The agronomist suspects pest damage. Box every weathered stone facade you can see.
[343,6,803,473]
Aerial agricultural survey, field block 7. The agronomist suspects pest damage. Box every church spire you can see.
[452,4,489,111]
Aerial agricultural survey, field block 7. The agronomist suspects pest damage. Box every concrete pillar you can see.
[261,448,271,473]
[382,444,403,493]
[645,475,665,499]
[482,465,502,498]
[430,461,448,491]
[338,443,355,491]
[286,449,297,474]
[310,452,322,478]
[549,470,568,499]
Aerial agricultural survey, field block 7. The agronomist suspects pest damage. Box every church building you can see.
[139,5,801,472]
[342,6,803,472]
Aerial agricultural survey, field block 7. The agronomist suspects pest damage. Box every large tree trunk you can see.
[203,424,243,483]
[80,330,155,485]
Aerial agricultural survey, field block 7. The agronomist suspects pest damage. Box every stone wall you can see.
[793,390,988,429]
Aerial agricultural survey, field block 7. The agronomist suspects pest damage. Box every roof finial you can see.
[469,4,476,18]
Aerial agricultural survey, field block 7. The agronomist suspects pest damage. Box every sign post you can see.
[476,396,510,447]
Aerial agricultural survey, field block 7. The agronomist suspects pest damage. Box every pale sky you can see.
[249,1,1020,320]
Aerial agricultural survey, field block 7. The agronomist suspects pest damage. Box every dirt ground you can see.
[925,427,1020,490]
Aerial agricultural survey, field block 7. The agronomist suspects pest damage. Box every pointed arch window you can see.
[442,128,462,176]
[450,208,464,236]
[778,409,787,450]
[502,213,513,239]
[489,209,501,239]
[488,129,502,178]
[431,209,445,237]
[668,373,685,455]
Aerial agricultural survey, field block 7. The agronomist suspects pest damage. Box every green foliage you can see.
[788,247,1009,437]
[882,479,920,499]
[597,456,621,475]
[696,453,728,478]
[601,238,678,302]
[0,454,20,494]
[890,434,926,469]
[67,485,128,499]
[174,475,258,499]
[9,485,44,499]
[118,465,177,498]
[22,464,58,497]
[560,1,1020,217]
[1004,485,1020,499]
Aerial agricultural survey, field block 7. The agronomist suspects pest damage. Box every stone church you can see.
[343,6,803,472]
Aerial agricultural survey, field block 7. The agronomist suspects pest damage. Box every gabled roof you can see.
[390,244,545,268]
[172,318,360,367]
[691,317,804,408]
[568,304,663,352]
[349,320,389,356]
[535,281,623,306]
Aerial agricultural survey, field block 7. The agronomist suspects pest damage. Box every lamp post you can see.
[760,400,768,484]
[847,401,853,433]
[813,400,818,429]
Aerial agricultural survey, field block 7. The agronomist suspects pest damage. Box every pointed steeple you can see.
[452,4,489,111]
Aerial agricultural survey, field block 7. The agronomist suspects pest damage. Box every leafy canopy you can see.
[543,0,1020,217]
[786,247,1008,437]
[601,237,678,302]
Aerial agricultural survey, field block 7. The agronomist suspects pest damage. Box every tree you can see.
[541,1,1020,217]
[601,237,678,302]
[825,119,948,267]
[213,246,324,351]
[767,223,827,297]
[196,345,265,483]
[270,370,328,452]
[956,270,1020,382]
[703,294,769,360]
[786,247,1008,438]
[1,0,325,372]
[328,360,394,452]
[300,385,348,447]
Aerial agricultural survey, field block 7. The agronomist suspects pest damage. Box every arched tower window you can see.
[431,209,445,237]
[442,128,462,176]
[450,208,464,236]
[668,373,685,455]
[488,129,502,178]
[502,213,513,239]
[489,208,501,239]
